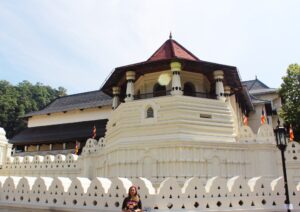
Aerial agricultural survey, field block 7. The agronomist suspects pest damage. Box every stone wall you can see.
[0,175,299,211]
[2,125,300,183]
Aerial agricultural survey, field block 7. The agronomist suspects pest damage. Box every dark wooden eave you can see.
[101,58,242,96]
[9,120,108,146]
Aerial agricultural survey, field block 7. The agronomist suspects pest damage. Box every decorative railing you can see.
[183,91,217,99]
[134,90,216,100]
[134,90,171,100]
[0,176,299,211]
[13,149,76,156]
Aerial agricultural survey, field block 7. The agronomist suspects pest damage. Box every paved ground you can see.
[0,207,59,212]
[0,206,118,212]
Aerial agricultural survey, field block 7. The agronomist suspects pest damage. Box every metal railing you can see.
[134,90,216,100]
[134,90,171,100]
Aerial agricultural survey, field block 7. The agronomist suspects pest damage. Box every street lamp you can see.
[274,126,291,212]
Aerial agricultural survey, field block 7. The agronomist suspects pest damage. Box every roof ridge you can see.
[58,89,103,99]
[147,39,169,61]
[248,80,257,90]
[169,39,175,58]
[42,90,104,110]
[171,39,200,61]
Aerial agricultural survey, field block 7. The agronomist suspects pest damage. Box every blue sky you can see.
[1,0,299,94]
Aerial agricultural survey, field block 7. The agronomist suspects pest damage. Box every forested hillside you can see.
[0,80,67,138]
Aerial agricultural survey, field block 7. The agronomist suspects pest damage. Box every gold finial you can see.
[169,32,172,39]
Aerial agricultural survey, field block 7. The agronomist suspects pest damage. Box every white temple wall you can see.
[28,106,111,127]
[248,104,265,133]
[181,71,210,93]
[134,70,172,95]
[1,129,300,211]
[248,92,282,133]
[0,175,299,211]
[87,141,280,182]
[106,96,237,149]
[2,137,290,182]
[0,128,12,168]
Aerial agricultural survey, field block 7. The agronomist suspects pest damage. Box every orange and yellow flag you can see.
[75,141,79,155]
[261,109,265,124]
[243,114,248,126]
[290,125,294,142]
[92,125,97,139]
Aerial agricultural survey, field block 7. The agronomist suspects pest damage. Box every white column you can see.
[36,144,40,152]
[49,144,53,151]
[213,70,225,100]
[24,146,28,152]
[125,71,136,102]
[112,86,120,110]
[170,61,183,96]
[224,86,231,100]
[63,143,66,150]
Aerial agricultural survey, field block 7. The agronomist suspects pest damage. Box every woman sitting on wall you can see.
[122,185,142,212]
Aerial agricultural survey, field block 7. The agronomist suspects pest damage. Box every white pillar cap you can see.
[126,71,136,80]
[112,86,120,95]
[170,61,182,71]
[213,70,224,79]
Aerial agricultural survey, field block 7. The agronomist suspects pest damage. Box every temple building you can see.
[242,77,282,133]
[2,36,300,212]
[9,36,280,156]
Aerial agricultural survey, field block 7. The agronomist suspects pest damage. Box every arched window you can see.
[146,107,154,118]
[153,83,166,97]
[184,82,196,96]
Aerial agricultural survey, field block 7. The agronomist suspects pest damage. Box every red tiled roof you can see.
[147,38,200,62]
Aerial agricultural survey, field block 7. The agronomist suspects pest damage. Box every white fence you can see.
[0,175,299,211]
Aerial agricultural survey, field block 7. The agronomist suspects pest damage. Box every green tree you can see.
[279,63,300,141]
[0,80,67,138]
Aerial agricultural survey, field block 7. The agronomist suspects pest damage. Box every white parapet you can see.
[0,127,12,168]
[0,175,298,211]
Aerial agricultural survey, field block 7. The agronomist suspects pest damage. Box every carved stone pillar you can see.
[24,145,28,152]
[112,86,120,110]
[213,70,225,100]
[170,61,183,96]
[36,144,40,152]
[49,144,53,151]
[125,71,136,102]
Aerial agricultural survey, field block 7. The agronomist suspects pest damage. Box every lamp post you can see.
[274,126,291,212]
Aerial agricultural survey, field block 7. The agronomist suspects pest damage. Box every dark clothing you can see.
[122,196,142,211]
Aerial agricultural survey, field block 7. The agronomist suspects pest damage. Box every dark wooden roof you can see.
[242,78,269,91]
[10,119,108,145]
[24,90,112,117]
[242,78,277,106]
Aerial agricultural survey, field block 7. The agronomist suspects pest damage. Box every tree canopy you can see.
[0,80,67,139]
[279,63,300,141]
